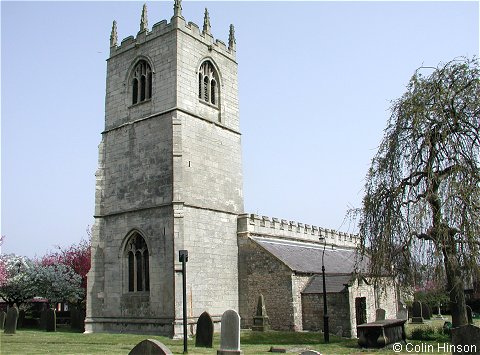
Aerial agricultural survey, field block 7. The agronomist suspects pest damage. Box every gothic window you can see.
[125,233,150,292]
[198,60,219,107]
[132,60,152,105]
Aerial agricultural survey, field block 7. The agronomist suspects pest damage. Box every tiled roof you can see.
[302,274,353,294]
[252,237,369,274]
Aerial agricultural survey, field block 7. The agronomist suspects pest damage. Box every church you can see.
[85,1,399,338]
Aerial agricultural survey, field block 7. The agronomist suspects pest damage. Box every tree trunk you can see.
[443,248,468,327]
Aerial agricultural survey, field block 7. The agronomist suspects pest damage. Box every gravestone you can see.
[17,309,25,328]
[129,339,173,355]
[195,311,214,348]
[4,306,19,334]
[40,309,47,330]
[375,308,386,321]
[299,351,322,355]
[217,309,242,355]
[252,294,270,331]
[70,307,86,332]
[45,308,56,332]
[421,303,431,320]
[466,305,473,325]
[451,325,480,355]
[0,311,6,330]
[435,303,444,319]
[411,300,423,323]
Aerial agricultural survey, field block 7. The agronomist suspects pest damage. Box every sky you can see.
[1,1,478,258]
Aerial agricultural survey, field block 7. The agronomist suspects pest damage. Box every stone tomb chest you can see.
[357,319,407,348]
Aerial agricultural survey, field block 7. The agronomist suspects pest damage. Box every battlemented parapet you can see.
[109,3,236,60]
[237,213,359,249]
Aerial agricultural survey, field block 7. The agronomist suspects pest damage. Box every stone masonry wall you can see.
[302,292,352,337]
[85,207,175,335]
[348,278,377,338]
[238,237,295,330]
[291,275,311,331]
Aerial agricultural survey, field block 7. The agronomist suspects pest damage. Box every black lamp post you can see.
[319,235,329,343]
[179,250,189,354]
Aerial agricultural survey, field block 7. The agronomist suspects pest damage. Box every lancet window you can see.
[125,233,150,292]
[198,60,218,107]
[132,60,152,105]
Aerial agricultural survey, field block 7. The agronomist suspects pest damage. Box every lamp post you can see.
[179,250,189,354]
[319,234,329,343]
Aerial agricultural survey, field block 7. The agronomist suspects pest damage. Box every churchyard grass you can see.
[1,321,478,355]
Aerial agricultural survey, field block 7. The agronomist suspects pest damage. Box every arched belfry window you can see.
[132,60,152,105]
[198,60,219,107]
[125,232,150,292]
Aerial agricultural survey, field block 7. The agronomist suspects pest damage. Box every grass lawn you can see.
[1,318,478,355]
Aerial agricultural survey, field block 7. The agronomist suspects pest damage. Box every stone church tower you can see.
[85,1,243,336]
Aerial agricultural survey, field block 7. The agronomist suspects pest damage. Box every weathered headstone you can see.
[70,307,86,332]
[268,347,286,353]
[40,309,47,330]
[129,339,173,355]
[17,309,25,328]
[466,305,473,325]
[195,311,214,348]
[4,306,19,334]
[0,311,6,330]
[299,351,322,355]
[217,309,242,355]
[451,325,480,355]
[421,303,431,320]
[411,300,423,323]
[45,308,56,332]
[375,308,386,321]
[252,294,270,331]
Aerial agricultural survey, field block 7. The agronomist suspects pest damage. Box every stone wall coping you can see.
[237,213,359,248]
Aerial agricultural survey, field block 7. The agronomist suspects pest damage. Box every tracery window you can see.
[125,233,150,292]
[198,61,219,107]
[132,60,152,105]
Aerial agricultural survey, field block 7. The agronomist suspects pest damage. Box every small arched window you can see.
[132,60,152,105]
[198,60,219,107]
[125,233,150,292]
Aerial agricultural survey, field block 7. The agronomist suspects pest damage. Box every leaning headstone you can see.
[466,305,473,325]
[252,294,270,331]
[375,308,386,321]
[451,325,480,355]
[411,300,423,323]
[217,309,242,355]
[45,308,56,332]
[0,311,6,330]
[129,339,173,355]
[4,306,19,334]
[195,311,214,348]
[421,303,431,320]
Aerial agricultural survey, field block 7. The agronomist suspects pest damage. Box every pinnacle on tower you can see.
[203,8,211,35]
[140,4,148,32]
[173,0,183,18]
[110,20,118,48]
[228,24,236,51]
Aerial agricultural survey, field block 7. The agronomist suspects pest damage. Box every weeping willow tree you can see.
[357,57,479,327]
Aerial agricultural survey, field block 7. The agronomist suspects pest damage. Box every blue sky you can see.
[1,1,478,257]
